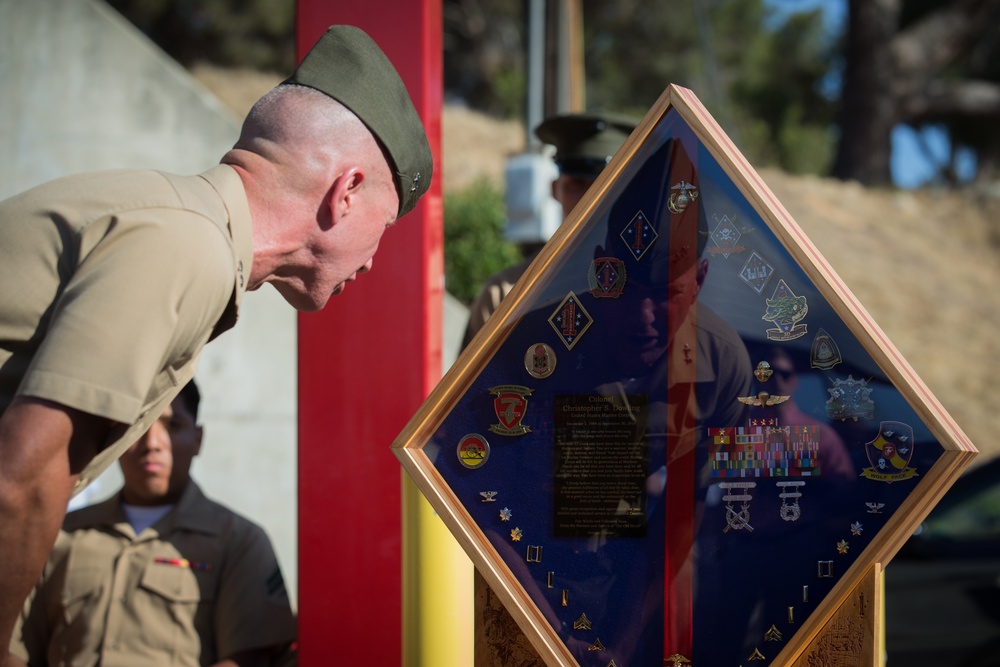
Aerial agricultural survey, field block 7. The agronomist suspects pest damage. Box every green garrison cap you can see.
[535,112,638,178]
[284,25,433,218]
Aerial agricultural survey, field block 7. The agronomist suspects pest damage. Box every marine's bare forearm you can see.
[0,398,109,663]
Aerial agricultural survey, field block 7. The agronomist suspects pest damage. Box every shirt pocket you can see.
[137,560,217,652]
[140,563,204,603]
[60,565,104,628]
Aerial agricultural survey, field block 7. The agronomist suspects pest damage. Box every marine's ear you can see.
[328,166,365,224]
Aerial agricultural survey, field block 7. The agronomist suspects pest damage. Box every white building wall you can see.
[0,0,299,605]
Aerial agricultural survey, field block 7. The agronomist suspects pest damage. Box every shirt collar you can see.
[199,164,254,313]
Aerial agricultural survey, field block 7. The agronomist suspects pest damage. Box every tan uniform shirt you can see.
[461,257,534,350]
[0,165,253,493]
[11,483,297,667]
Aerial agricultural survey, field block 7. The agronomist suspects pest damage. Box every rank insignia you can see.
[480,491,497,502]
[862,421,918,482]
[739,249,775,294]
[510,527,523,542]
[836,539,850,555]
[668,180,699,214]
[500,507,512,521]
[763,279,809,341]
[664,655,692,667]
[573,613,592,630]
[524,343,557,379]
[825,375,875,421]
[619,210,658,261]
[810,328,843,370]
[708,213,747,258]
[588,257,627,298]
[488,385,533,436]
[548,291,594,350]
[457,434,490,469]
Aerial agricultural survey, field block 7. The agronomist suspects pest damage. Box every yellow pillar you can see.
[403,475,474,667]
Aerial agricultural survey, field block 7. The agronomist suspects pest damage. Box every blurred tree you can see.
[729,8,837,174]
[106,0,296,73]
[442,0,526,117]
[582,0,836,174]
[443,178,523,304]
[833,0,1000,186]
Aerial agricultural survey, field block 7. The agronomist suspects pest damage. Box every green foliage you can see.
[107,0,295,72]
[581,0,837,177]
[729,8,836,173]
[444,178,523,304]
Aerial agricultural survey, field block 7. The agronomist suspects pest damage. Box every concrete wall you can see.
[0,0,300,604]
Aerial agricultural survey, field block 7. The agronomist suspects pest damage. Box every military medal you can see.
[588,257,627,298]
[754,360,773,382]
[737,391,791,407]
[524,343,557,379]
[708,213,747,258]
[825,375,875,421]
[488,385,532,435]
[810,328,843,370]
[720,481,757,532]
[619,210,658,261]
[777,480,806,521]
[457,434,490,469]
[548,291,594,350]
[861,421,918,482]
[740,249,774,293]
[763,279,809,341]
[709,426,820,478]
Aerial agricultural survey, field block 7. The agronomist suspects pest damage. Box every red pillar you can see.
[295,3,443,664]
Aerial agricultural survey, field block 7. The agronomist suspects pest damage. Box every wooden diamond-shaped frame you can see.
[392,85,976,666]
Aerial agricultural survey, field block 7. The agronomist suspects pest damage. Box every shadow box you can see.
[392,85,977,667]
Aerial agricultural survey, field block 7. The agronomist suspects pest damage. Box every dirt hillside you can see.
[196,65,1000,463]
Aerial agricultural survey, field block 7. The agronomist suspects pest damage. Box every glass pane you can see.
[421,105,948,666]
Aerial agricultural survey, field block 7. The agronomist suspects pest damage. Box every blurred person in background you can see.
[9,380,297,667]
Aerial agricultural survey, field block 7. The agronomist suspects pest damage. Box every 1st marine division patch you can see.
[588,257,627,298]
